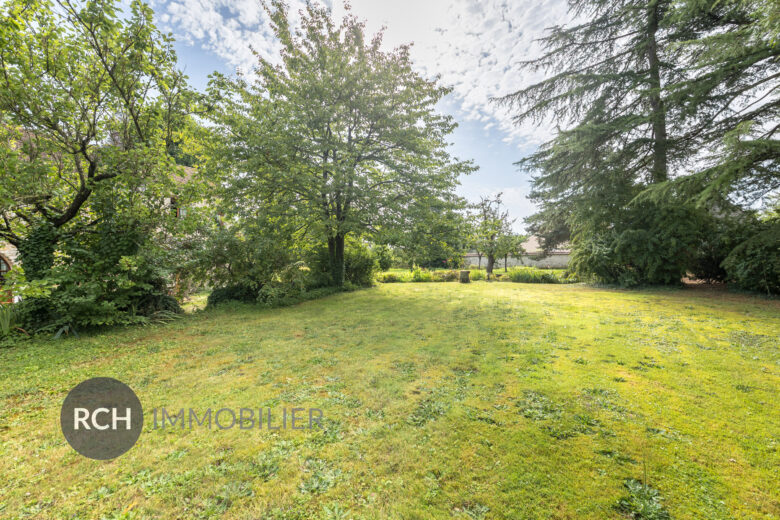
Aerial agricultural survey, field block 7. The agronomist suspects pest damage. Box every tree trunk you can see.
[647,0,668,184]
[327,234,346,287]
[486,255,495,279]
[477,254,482,268]
[504,254,508,272]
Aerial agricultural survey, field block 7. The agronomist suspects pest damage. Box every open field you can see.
[1,283,778,519]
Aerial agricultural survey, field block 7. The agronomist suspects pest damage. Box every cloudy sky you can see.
[151,0,572,231]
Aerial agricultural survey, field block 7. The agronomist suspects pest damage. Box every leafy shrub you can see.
[344,243,378,287]
[13,218,182,333]
[411,266,433,282]
[615,479,671,520]
[377,273,401,283]
[431,270,459,282]
[571,202,704,287]
[470,270,485,281]
[505,267,565,284]
[307,239,378,288]
[372,245,394,271]
[207,284,261,306]
[722,222,779,294]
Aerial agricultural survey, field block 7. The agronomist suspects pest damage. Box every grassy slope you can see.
[0,283,778,519]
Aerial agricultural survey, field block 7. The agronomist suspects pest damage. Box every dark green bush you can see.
[571,203,704,287]
[344,243,378,287]
[722,222,779,295]
[372,245,394,271]
[307,240,378,288]
[206,284,261,306]
[14,218,182,333]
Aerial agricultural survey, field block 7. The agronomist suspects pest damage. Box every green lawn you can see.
[1,283,778,519]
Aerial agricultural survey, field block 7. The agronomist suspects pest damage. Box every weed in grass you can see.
[735,384,755,392]
[365,408,385,420]
[646,427,682,441]
[299,459,343,495]
[516,391,561,420]
[308,418,344,446]
[615,479,671,520]
[596,449,637,465]
[455,502,490,519]
[573,357,588,365]
[391,360,417,381]
[327,391,362,408]
[250,451,282,481]
[408,396,449,426]
[320,502,351,520]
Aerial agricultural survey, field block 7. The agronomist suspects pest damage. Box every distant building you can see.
[464,236,571,269]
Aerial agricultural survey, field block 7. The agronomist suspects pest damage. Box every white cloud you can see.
[153,0,570,148]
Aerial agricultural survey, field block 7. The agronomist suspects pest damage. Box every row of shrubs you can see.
[377,267,578,284]
[207,241,380,308]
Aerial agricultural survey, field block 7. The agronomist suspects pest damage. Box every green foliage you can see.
[0,304,15,337]
[469,193,516,275]
[500,0,778,290]
[372,245,394,272]
[411,267,433,283]
[13,217,181,333]
[343,243,378,287]
[377,273,402,283]
[431,270,459,282]
[0,0,197,249]
[16,224,57,281]
[505,267,571,284]
[571,203,704,286]
[615,479,671,520]
[206,284,261,307]
[308,240,378,289]
[722,222,780,294]
[200,2,471,287]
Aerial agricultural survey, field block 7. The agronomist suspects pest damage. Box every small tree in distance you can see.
[470,193,516,279]
[498,232,526,272]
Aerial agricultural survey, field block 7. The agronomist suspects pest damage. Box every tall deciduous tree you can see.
[201,1,472,286]
[0,0,194,275]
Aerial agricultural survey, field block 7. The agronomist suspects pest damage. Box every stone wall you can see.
[0,242,18,266]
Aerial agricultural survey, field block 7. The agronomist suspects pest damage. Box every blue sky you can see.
[157,0,571,232]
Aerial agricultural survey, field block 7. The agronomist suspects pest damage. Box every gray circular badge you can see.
[60,377,143,460]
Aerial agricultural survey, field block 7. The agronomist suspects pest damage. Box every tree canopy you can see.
[201,1,472,285]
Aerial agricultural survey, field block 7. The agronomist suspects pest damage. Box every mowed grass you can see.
[0,283,778,519]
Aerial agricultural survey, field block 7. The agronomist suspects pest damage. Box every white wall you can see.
[465,254,570,270]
